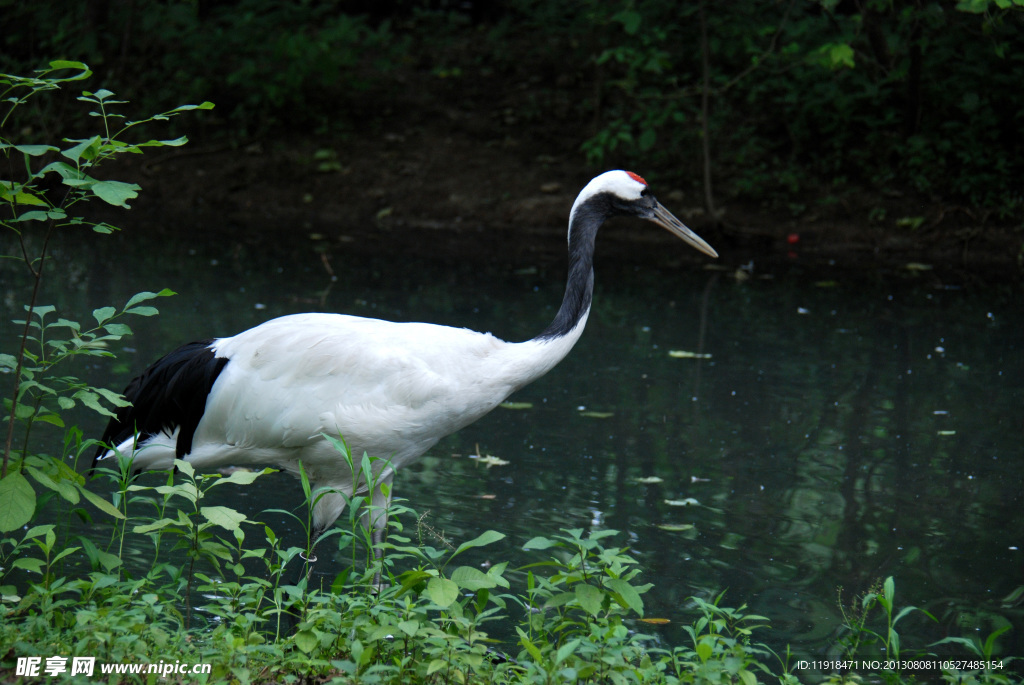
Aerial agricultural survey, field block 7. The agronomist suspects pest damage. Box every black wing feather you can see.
[93,339,229,467]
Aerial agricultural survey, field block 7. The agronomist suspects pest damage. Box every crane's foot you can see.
[299,550,318,583]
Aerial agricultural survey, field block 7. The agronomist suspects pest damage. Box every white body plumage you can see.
[114,311,587,528]
[96,170,717,556]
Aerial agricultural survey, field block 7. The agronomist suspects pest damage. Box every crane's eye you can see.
[640,187,649,197]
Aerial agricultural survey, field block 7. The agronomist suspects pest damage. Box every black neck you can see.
[535,194,610,341]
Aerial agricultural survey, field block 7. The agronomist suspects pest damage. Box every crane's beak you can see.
[649,201,718,258]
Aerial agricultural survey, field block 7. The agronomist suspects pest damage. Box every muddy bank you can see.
[107,113,1022,284]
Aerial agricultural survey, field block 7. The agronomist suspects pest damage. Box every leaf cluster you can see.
[1,61,211,533]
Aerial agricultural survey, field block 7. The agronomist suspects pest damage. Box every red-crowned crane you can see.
[93,170,717,572]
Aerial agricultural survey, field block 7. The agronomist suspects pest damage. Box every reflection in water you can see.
[3,215,1022,661]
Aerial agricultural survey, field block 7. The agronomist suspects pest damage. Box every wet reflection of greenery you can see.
[3,221,1021,661]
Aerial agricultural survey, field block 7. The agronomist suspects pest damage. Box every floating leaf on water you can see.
[499,401,533,410]
[579,410,614,418]
[815,280,839,288]
[635,476,664,484]
[656,523,694,532]
[639,617,671,625]
[937,430,956,436]
[690,476,710,483]
[476,494,497,500]
[668,350,712,359]
[903,262,933,271]
[664,498,699,507]
[469,444,509,468]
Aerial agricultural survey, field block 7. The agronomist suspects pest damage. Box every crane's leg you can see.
[301,526,325,584]
[301,489,348,585]
[366,473,394,589]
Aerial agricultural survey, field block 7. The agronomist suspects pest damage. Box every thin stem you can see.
[2,216,57,477]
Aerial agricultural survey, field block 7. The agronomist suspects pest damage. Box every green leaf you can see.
[395,569,435,595]
[523,536,557,550]
[983,625,1011,657]
[47,60,92,79]
[450,565,497,592]
[818,42,855,69]
[14,209,59,222]
[516,627,544,663]
[33,413,65,428]
[89,88,116,101]
[124,306,158,317]
[544,591,576,609]
[893,605,919,625]
[294,629,318,654]
[555,638,581,665]
[74,389,116,417]
[200,505,247,531]
[169,101,215,113]
[7,144,58,157]
[124,290,167,308]
[397,619,420,637]
[79,537,123,572]
[24,524,54,541]
[51,546,81,565]
[575,583,604,616]
[93,387,130,408]
[93,307,116,325]
[141,136,189,148]
[426,577,459,608]
[26,464,79,504]
[12,557,45,574]
[133,517,180,534]
[606,578,645,615]
[37,160,81,181]
[80,486,126,520]
[91,180,140,207]
[4,188,48,208]
[453,529,505,557]
[62,136,102,163]
[209,467,273,488]
[102,322,133,337]
[0,473,36,532]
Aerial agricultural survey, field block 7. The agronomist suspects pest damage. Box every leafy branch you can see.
[0,60,212,533]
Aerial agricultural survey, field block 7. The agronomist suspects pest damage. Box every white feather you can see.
[115,310,589,533]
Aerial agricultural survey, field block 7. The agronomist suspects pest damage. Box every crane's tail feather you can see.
[91,339,228,473]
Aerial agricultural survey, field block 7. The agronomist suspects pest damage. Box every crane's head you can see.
[570,170,718,258]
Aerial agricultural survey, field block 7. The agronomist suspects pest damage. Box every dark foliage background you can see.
[3,0,1023,227]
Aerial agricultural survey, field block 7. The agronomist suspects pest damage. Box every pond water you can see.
[4,210,1023,669]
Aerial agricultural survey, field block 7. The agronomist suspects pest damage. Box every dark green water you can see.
[4,213,1022,666]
